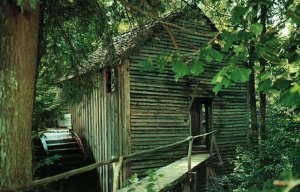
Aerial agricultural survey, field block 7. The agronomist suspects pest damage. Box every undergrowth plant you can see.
[123,169,164,192]
[219,106,300,192]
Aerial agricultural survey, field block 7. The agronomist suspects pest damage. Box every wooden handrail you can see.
[6,130,219,192]
[193,130,217,139]
[187,130,221,173]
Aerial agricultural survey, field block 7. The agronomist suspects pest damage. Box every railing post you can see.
[112,156,123,192]
[188,137,194,171]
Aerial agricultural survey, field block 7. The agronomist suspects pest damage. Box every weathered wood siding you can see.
[128,13,248,176]
[70,10,249,191]
[70,65,129,192]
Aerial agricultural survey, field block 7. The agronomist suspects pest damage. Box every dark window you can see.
[191,98,212,145]
[106,68,112,93]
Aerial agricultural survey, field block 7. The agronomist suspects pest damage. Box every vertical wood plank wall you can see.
[128,13,248,176]
[70,65,128,192]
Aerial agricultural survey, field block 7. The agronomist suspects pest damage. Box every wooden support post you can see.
[182,172,197,192]
[188,138,194,171]
[189,172,197,192]
[205,165,209,189]
[207,166,219,190]
[112,156,123,192]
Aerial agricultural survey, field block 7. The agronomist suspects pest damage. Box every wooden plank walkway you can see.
[118,153,210,192]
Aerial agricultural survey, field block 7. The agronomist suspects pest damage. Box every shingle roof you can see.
[65,6,216,80]
[79,11,183,74]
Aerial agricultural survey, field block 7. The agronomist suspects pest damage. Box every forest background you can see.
[0,0,299,191]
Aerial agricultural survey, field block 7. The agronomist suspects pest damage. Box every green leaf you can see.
[145,169,156,176]
[257,79,272,92]
[231,6,247,25]
[254,66,264,72]
[273,79,291,90]
[140,58,154,71]
[190,61,204,76]
[213,83,222,94]
[206,46,224,62]
[205,55,213,62]
[212,72,223,83]
[29,0,38,9]
[250,23,263,36]
[222,77,232,88]
[17,0,23,6]
[279,89,300,107]
[287,5,300,26]
[129,173,139,184]
[231,67,251,82]
[290,84,300,93]
[17,0,24,12]
[228,54,239,65]
[233,45,247,53]
[172,60,189,81]
[257,72,271,81]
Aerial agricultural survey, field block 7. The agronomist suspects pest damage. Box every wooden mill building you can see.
[69,6,249,192]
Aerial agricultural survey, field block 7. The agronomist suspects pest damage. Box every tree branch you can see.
[162,24,179,50]
[136,0,179,50]
[117,0,214,38]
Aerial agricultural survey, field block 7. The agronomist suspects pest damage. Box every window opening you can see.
[106,68,112,93]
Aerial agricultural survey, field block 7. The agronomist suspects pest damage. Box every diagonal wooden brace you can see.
[211,133,223,165]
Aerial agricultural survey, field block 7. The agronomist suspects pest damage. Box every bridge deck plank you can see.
[118,153,210,192]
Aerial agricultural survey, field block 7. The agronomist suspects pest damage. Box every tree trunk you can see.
[0,1,39,190]
[248,1,259,145]
[259,4,267,140]
[248,50,259,145]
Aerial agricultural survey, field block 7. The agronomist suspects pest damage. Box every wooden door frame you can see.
[190,97,213,145]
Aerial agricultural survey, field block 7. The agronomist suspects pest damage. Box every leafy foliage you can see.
[220,106,300,191]
[17,0,39,10]
[33,0,109,130]
[135,0,300,112]
[33,154,61,175]
[32,0,299,190]
[123,169,164,192]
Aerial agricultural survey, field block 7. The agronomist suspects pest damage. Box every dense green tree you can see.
[0,0,299,190]
[33,0,107,129]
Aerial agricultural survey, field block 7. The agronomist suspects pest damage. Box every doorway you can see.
[190,98,212,146]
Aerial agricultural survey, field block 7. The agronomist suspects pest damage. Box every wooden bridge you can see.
[117,131,222,192]
[118,153,211,192]
[7,131,221,192]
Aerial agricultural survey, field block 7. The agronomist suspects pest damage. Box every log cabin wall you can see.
[127,13,248,176]
[70,65,129,192]
[69,9,249,191]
